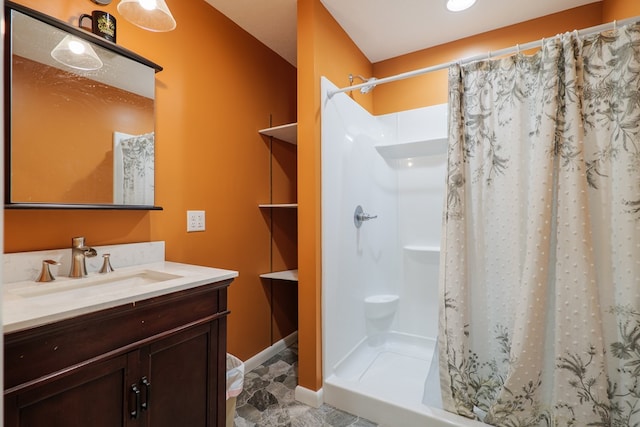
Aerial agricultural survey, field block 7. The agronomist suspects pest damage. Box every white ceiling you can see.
[203,0,601,67]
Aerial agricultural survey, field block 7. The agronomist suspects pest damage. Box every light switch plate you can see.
[187,210,205,232]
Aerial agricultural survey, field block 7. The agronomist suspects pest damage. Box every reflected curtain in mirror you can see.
[113,132,155,205]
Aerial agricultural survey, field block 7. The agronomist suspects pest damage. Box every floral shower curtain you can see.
[439,23,640,426]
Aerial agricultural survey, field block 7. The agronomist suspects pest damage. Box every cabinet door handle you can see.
[141,377,151,411]
[130,384,141,419]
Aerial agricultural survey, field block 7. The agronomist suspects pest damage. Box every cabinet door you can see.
[141,322,222,427]
[5,354,134,427]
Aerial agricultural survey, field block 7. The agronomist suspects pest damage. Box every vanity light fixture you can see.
[51,35,103,71]
[446,0,477,12]
[117,0,176,32]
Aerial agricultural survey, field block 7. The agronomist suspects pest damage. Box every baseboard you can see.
[295,385,324,408]
[243,331,298,373]
[241,331,323,408]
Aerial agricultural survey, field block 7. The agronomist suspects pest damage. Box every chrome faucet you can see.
[69,236,97,278]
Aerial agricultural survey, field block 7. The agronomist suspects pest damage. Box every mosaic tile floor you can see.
[234,343,377,427]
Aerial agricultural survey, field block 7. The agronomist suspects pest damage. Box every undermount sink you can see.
[10,269,183,299]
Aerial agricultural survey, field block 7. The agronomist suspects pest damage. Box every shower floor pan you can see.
[324,332,483,427]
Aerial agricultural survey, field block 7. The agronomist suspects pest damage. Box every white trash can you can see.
[226,354,244,427]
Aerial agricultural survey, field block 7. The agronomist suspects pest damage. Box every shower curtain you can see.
[439,23,640,426]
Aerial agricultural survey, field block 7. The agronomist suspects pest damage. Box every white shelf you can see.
[259,123,297,145]
[260,269,299,282]
[258,122,298,287]
[403,246,440,263]
[403,245,440,252]
[375,137,447,159]
[258,203,298,208]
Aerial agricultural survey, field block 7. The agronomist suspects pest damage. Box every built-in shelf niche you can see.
[375,137,447,159]
[259,122,298,283]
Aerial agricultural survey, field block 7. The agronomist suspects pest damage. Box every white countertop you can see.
[3,261,238,334]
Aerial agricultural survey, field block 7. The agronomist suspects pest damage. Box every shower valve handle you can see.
[354,205,378,228]
[358,212,378,221]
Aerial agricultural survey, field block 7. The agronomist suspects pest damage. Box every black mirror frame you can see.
[4,1,164,210]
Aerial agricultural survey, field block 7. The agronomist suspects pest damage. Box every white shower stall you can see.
[320,77,481,426]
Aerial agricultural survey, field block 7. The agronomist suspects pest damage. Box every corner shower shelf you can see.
[403,246,440,263]
[375,137,447,159]
[403,245,440,252]
[259,269,299,282]
[258,123,297,145]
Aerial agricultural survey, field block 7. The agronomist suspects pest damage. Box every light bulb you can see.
[446,0,476,12]
[139,0,157,10]
[68,40,86,55]
[117,0,176,32]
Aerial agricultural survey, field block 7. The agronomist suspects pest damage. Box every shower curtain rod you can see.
[327,15,640,98]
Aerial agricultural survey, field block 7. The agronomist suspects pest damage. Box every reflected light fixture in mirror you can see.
[117,0,176,32]
[51,35,103,70]
[446,0,476,12]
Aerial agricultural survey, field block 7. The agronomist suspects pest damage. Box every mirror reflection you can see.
[8,6,160,207]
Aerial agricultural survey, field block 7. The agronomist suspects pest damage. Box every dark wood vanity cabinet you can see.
[4,280,232,427]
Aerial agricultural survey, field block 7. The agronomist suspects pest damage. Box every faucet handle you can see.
[99,253,115,274]
[36,259,61,283]
[84,248,98,258]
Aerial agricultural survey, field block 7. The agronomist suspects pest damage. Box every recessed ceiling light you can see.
[446,0,477,12]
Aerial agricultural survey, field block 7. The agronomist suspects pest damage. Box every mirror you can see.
[5,2,163,209]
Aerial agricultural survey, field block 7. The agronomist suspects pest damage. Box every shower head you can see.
[348,74,377,94]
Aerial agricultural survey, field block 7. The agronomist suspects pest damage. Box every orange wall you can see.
[603,0,640,21]
[297,0,373,391]
[5,0,297,361]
